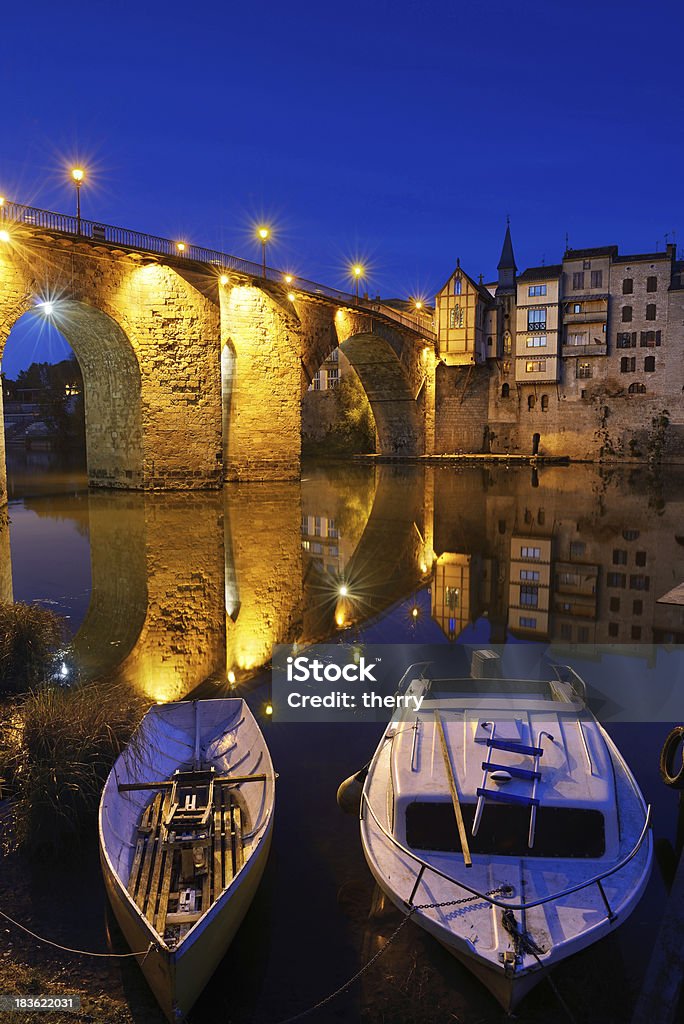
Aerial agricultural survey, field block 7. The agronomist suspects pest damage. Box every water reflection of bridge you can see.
[3,462,684,700]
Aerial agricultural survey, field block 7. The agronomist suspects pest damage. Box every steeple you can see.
[496,218,516,295]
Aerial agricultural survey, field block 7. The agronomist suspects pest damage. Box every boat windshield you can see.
[427,678,563,700]
[406,801,606,859]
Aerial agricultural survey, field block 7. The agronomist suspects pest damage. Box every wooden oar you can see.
[118,773,267,792]
[434,711,472,868]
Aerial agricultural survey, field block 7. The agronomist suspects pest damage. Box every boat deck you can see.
[127,782,245,948]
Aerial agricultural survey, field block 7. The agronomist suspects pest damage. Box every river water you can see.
[2,449,684,1023]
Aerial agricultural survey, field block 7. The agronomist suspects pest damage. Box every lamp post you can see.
[71,168,84,235]
[352,264,364,302]
[257,226,270,277]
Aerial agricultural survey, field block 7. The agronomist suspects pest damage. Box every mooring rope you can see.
[0,908,154,960]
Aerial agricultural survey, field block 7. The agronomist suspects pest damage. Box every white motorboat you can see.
[360,661,652,1010]
[99,698,275,1022]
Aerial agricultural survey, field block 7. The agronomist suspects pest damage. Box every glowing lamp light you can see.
[352,264,363,278]
[227,670,236,685]
[287,292,296,302]
[39,301,55,316]
[176,242,186,253]
[411,607,419,619]
[258,226,270,241]
[335,309,343,320]
[265,702,273,716]
[71,167,85,184]
[284,274,293,284]
[338,584,349,597]
[220,274,229,286]
[0,230,10,243]
[0,196,5,207]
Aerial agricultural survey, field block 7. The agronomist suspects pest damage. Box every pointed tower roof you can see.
[497,220,517,271]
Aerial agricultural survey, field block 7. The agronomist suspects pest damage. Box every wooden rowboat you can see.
[99,698,275,1022]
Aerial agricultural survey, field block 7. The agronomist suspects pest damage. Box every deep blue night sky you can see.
[2,0,683,376]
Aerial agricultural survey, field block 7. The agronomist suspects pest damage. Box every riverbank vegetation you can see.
[0,602,64,694]
[1,682,147,858]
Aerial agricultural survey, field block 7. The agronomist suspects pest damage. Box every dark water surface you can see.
[2,452,684,1023]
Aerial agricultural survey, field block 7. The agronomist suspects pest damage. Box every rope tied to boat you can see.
[268,886,512,1024]
[0,907,156,960]
[501,907,545,957]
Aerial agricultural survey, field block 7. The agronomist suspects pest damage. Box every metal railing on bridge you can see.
[0,201,436,340]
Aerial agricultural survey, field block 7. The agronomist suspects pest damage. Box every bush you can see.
[0,603,65,694]
[2,682,148,858]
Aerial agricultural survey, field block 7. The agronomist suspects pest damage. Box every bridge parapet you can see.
[0,201,435,341]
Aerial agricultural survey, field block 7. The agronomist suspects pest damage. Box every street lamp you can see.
[71,167,85,235]
[257,226,270,277]
[351,264,364,302]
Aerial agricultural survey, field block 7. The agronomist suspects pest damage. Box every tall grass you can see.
[2,682,148,858]
[0,602,64,694]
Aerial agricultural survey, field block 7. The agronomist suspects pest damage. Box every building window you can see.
[541,394,549,410]
[502,360,511,374]
[633,599,643,614]
[520,569,540,581]
[572,272,584,289]
[628,382,646,394]
[528,309,547,331]
[501,382,510,398]
[528,395,536,410]
[646,304,656,321]
[578,627,590,643]
[503,331,512,355]
[622,278,633,294]
[449,305,464,329]
[613,549,628,565]
[528,284,547,297]
[630,574,650,591]
[329,348,339,362]
[622,306,633,322]
[526,360,546,373]
[570,541,586,558]
[526,336,547,347]
[617,332,636,348]
[635,551,646,567]
[520,585,539,607]
[567,332,588,346]
[520,616,537,629]
[312,370,322,390]
[577,361,592,379]
[573,303,582,313]
[454,277,462,295]
[640,330,661,347]
[314,516,322,536]
[521,546,541,559]
[609,597,620,612]
[623,529,640,541]
[445,586,460,608]
[620,357,636,373]
[644,356,655,373]
[591,270,603,288]
[607,572,626,588]
[646,276,657,292]
[327,519,338,538]
[608,622,619,638]
[631,625,642,641]
[327,367,339,388]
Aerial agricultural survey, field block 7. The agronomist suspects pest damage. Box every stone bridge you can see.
[0,202,437,504]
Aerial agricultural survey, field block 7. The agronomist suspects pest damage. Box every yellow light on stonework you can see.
[336,309,343,320]
[420,561,428,574]
[0,229,10,243]
[220,274,229,286]
[71,167,85,183]
[287,291,296,302]
[176,242,186,253]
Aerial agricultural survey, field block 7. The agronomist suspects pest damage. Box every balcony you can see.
[563,310,608,324]
[562,341,607,358]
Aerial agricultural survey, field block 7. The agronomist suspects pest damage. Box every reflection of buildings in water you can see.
[431,553,490,640]
[430,465,684,645]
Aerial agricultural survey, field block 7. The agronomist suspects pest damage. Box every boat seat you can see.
[486,738,544,757]
[476,787,539,807]
[482,761,541,781]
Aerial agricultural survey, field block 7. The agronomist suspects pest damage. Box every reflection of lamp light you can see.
[412,606,419,619]
[0,229,10,243]
[39,301,55,316]
[227,670,236,685]
[420,562,428,574]
[339,584,348,597]
[265,702,273,716]
[287,292,296,302]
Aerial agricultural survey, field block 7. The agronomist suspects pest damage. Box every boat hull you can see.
[101,816,273,1021]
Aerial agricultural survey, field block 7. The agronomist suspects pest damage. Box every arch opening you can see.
[1,299,143,501]
[301,344,377,456]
